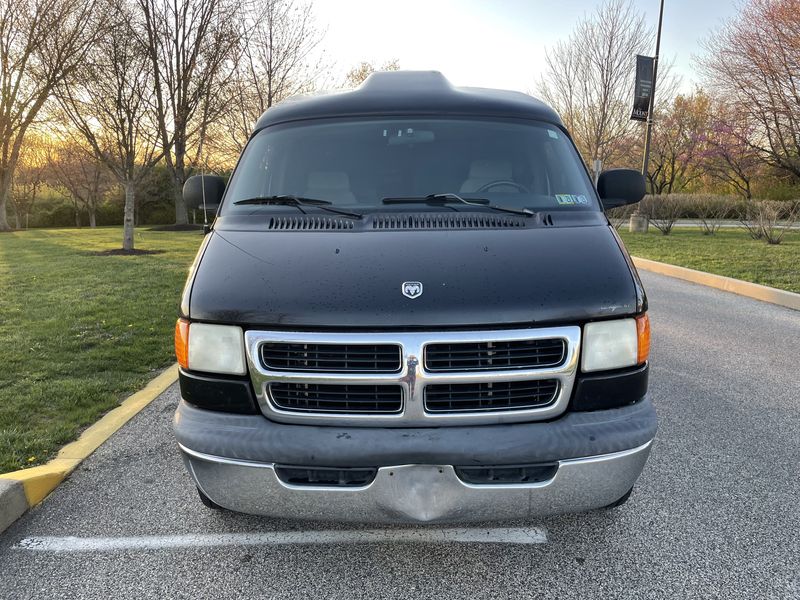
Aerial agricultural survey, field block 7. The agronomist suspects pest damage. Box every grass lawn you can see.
[0,228,203,473]
[619,227,800,294]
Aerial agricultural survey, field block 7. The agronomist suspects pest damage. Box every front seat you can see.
[304,171,356,204]
[459,159,516,193]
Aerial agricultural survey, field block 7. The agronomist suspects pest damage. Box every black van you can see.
[173,71,656,522]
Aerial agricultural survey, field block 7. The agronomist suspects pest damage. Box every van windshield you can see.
[221,118,599,215]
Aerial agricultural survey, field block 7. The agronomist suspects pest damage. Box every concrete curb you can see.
[0,364,179,535]
[0,480,27,534]
[632,257,800,311]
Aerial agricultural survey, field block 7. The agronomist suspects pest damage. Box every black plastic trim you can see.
[274,465,377,487]
[173,397,657,467]
[454,463,558,485]
[571,363,649,411]
[179,369,259,415]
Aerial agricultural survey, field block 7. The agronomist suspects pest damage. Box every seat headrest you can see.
[307,171,351,190]
[467,159,513,181]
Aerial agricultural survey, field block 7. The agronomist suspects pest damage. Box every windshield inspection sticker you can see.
[555,194,589,205]
[547,129,560,139]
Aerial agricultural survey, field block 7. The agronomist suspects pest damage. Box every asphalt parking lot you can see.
[1,270,798,599]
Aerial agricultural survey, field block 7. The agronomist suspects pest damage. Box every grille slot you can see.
[424,380,559,413]
[275,466,377,487]
[425,339,566,372]
[372,213,527,230]
[455,463,558,485]
[269,383,403,414]
[267,216,355,231]
[262,342,401,373]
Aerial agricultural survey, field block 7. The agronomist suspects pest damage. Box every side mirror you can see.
[183,175,226,210]
[597,169,645,209]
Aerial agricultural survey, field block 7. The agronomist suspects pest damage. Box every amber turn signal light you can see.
[635,313,650,365]
[175,318,190,369]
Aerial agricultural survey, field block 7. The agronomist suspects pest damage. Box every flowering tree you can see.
[646,92,710,194]
[700,0,800,180]
[699,100,761,200]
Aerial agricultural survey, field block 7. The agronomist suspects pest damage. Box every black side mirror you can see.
[597,169,646,209]
[183,175,226,210]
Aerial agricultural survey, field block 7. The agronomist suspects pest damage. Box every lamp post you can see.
[629,0,665,233]
[642,0,664,179]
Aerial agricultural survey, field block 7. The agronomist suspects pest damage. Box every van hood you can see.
[187,222,643,328]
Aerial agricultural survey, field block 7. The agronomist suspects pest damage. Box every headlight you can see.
[582,315,650,372]
[175,319,247,375]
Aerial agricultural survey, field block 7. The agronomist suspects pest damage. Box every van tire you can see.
[197,486,221,510]
[604,487,633,509]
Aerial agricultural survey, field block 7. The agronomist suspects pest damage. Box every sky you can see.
[314,0,741,94]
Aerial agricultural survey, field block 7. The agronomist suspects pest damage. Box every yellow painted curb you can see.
[0,364,179,507]
[0,460,79,506]
[632,257,800,311]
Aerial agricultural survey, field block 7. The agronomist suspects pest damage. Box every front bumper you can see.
[174,397,656,523]
[180,441,652,523]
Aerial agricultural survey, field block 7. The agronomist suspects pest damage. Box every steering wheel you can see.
[475,180,530,193]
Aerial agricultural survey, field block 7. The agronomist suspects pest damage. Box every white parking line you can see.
[15,527,547,552]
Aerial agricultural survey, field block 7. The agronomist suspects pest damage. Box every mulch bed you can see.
[147,224,205,232]
[89,249,166,256]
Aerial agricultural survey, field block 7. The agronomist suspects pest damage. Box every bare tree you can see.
[47,139,113,228]
[9,134,47,229]
[344,59,400,88]
[0,0,102,231]
[58,0,161,249]
[138,0,242,225]
[700,0,800,180]
[740,199,800,244]
[219,0,325,156]
[538,0,651,167]
[691,194,734,235]
[639,194,685,235]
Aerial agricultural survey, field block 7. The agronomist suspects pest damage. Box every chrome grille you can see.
[246,327,581,426]
[425,339,566,372]
[261,342,401,373]
[269,383,402,414]
[424,380,559,413]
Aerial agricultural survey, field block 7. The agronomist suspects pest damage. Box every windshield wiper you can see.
[233,195,362,220]
[382,193,534,217]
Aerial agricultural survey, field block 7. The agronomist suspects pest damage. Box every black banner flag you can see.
[631,55,655,122]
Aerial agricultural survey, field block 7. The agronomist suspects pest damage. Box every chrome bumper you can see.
[179,441,653,523]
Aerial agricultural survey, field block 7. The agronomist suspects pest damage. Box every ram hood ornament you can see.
[402,281,423,299]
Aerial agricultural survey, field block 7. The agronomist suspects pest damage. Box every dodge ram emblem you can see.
[402,281,423,298]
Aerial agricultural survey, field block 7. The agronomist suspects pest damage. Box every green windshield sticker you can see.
[555,194,589,206]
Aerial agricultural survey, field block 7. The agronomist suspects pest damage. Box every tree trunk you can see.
[0,169,12,231]
[123,181,135,251]
[75,209,81,227]
[89,208,97,228]
[15,212,21,229]
[173,136,188,225]
[173,183,188,225]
